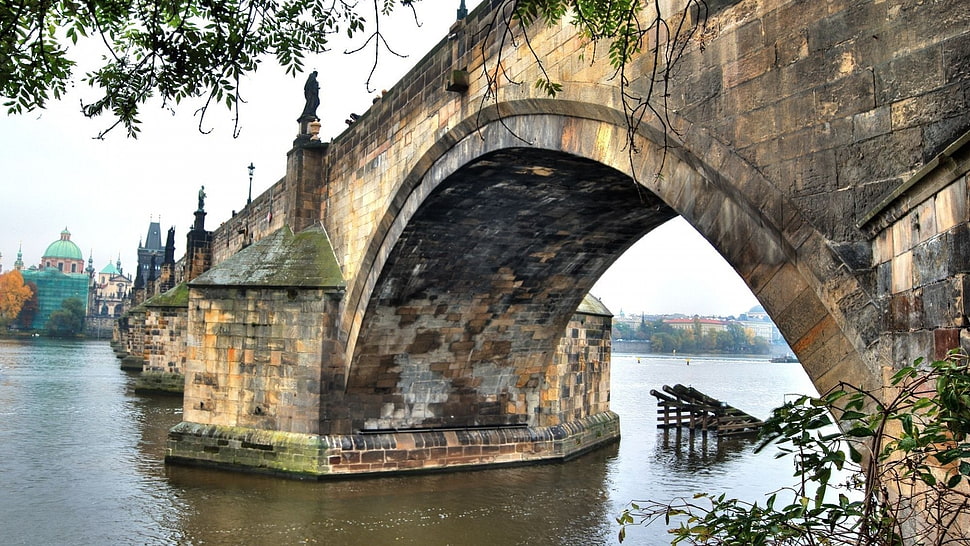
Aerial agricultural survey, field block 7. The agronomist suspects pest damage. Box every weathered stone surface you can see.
[167,411,619,478]
[183,282,339,435]
[155,0,970,479]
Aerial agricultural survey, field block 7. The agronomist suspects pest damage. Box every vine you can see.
[475,0,710,187]
[618,351,970,545]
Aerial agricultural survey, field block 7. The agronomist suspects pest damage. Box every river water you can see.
[0,338,817,545]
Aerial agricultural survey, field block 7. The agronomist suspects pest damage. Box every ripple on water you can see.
[0,341,816,545]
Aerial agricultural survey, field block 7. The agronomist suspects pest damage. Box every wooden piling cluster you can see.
[650,384,763,436]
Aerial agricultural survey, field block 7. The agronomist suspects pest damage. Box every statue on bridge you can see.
[197,185,206,212]
[300,71,320,121]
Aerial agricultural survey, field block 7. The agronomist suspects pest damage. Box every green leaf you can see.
[848,443,863,464]
[846,426,875,437]
[840,410,866,421]
[934,448,965,465]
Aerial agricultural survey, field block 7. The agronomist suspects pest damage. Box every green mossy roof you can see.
[577,294,612,317]
[144,282,189,308]
[190,225,345,289]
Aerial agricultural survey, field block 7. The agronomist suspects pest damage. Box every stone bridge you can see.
[163,0,970,477]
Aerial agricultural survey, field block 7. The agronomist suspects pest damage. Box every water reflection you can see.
[0,341,816,545]
[655,429,754,473]
[162,444,620,545]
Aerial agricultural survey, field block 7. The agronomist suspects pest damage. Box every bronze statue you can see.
[301,71,320,120]
[198,185,206,211]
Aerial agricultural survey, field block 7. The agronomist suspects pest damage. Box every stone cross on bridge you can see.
[161,0,970,478]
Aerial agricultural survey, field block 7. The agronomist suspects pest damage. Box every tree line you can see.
[614,317,771,355]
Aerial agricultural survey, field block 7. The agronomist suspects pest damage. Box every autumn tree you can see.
[0,270,34,331]
[16,281,39,330]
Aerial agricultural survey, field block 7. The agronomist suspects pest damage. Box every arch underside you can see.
[342,104,877,433]
[349,148,674,430]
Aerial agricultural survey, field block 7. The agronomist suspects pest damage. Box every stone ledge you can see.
[120,355,144,371]
[857,128,970,235]
[165,411,620,479]
[134,371,185,396]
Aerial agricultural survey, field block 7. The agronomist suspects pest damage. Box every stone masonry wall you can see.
[321,295,614,434]
[210,178,289,266]
[544,310,612,425]
[120,307,146,371]
[183,286,337,435]
[864,135,970,367]
[143,307,188,375]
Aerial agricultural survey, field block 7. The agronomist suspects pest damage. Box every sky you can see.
[0,1,758,318]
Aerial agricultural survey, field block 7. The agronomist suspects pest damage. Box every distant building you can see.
[137,220,164,285]
[663,317,728,335]
[739,305,783,343]
[744,304,770,321]
[40,227,85,274]
[12,243,24,271]
[18,228,89,330]
[90,257,132,317]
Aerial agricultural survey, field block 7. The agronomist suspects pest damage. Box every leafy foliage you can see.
[618,351,970,544]
[4,0,705,147]
[46,297,86,337]
[0,270,34,329]
[1,0,415,137]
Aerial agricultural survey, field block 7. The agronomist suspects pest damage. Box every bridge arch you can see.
[342,99,879,431]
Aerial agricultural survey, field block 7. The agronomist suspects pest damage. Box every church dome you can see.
[43,228,83,261]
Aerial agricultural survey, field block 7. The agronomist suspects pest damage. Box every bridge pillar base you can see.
[165,411,620,479]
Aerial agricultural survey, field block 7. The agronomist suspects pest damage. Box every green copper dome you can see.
[100,261,121,275]
[43,228,83,261]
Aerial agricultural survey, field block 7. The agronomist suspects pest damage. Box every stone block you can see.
[935,178,968,233]
[775,285,831,347]
[837,127,923,188]
[888,292,921,332]
[916,230,951,282]
[874,45,943,105]
[827,64,879,122]
[891,83,966,131]
[921,279,961,329]
[934,328,962,359]
[891,251,913,294]
[945,32,970,85]
[922,112,970,162]
[876,261,893,299]
[723,46,775,89]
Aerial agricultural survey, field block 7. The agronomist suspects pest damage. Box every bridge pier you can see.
[166,411,619,478]
[166,222,619,477]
